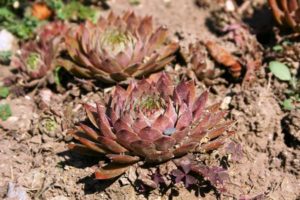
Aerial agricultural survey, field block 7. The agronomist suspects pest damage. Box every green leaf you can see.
[0,104,12,121]
[269,61,291,81]
[129,0,141,5]
[0,87,9,98]
[46,0,64,11]
[0,51,12,64]
[282,40,292,46]
[0,7,40,40]
[56,1,98,22]
[282,99,294,110]
[272,45,283,52]
[54,66,62,86]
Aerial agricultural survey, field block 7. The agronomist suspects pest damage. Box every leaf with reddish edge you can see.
[138,16,153,41]
[114,118,134,133]
[109,109,119,125]
[112,85,127,104]
[116,51,131,68]
[199,136,226,152]
[206,102,221,113]
[84,104,98,129]
[154,136,176,151]
[106,154,140,164]
[156,76,174,98]
[164,100,177,124]
[68,143,104,157]
[173,89,183,106]
[206,121,234,140]
[152,115,174,133]
[76,136,109,154]
[190,114,210,136]
[121,111,134,126]
[176,110,193,130]
[115,130,140,149]
[145,151,174,163]
[174,81,189,103]
[205,111,228,129]
[158,43,180,59]
[148,26,168,52]
[130,140,157,157]
[138,127,162,142]
[187,83,197,107]
[140,178,159,190]
[98,136,128,153]
[179,82,196,104]
[96,103,116,140]
[95,163,132,180]
[193,90,208,120]
[188,130,207,143]
[131,116,149,133]
[79,123,100,141]
[133,55,160,76]
[171,129,188,144]
[173,142,197,157]
[177,102,189,117]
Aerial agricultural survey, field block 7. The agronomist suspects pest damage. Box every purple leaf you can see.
[151,170,165,186]
[194,165,229,186]
[184,175,198,188]
[171,169,185,183]
[226,142,243,161]
[181,160,191,174]
[171,164,199,188]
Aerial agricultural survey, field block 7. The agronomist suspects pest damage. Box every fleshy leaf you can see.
[269,61,291,81]
[95,163,131,180]
[0,104,12,121]
[0,87,9,98]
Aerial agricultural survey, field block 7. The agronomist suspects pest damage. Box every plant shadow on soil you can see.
[57,149,220,198]
[57,150,117,194]
[281,116,300,148]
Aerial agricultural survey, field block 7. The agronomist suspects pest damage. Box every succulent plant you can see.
[39,116,61,138]
[186,42,221,81]
[268,0,300,31]
[68,73,234,182]
[61,11,179,83]
[37,21,69,43]
[171,158,198,188]
[11,21,68,87]
[13,39,56,82]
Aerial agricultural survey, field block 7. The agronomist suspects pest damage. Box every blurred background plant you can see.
[46,0,99,23]
[0,0,41,40]
[0,0,100,41]
[268,60,300,110]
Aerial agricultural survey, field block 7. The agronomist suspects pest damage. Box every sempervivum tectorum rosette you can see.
[11,21,68,87]
[12,39,57,87]
[68,73,234,184]
[61,11,179,83]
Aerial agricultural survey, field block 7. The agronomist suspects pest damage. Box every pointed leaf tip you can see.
[95,163,131,180]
